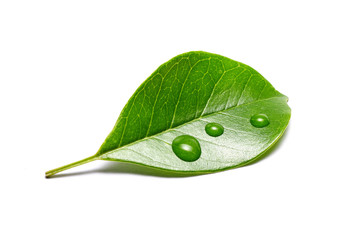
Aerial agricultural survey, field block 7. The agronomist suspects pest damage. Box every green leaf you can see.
[45,51,291,177]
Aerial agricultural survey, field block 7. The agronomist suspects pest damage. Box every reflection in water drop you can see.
[172,135,201,162]
[205,122,224,137]
[250,114,270,128]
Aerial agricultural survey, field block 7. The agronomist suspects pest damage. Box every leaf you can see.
[45,51,291,177]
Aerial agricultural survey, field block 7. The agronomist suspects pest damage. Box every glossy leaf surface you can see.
[46,51,291,177]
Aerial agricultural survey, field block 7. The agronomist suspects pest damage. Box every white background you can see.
[1,0,361,239]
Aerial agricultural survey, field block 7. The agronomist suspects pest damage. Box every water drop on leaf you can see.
[250,114,270,128]
[205,123,224,137]
[172,135,201,162]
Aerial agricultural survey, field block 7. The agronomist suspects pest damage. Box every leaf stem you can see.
[45,156,97,178]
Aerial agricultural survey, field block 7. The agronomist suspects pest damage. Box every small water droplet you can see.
[250,114,270,128]
[205,122,224,137]
[172,135,201,162]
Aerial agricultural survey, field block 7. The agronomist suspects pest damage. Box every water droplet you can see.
[250,114,270,128]
[205,122,224,137]
[172,135,201,162]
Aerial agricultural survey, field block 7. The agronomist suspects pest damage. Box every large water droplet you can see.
[172,135,201,162]
[205,122,224,137]
[250,114,270,128]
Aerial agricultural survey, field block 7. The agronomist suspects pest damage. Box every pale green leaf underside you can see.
[99,96,290,172]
